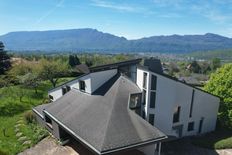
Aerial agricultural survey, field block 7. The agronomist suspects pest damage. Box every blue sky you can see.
[1,0,232,39]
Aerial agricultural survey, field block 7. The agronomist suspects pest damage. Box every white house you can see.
[33,58,220,155]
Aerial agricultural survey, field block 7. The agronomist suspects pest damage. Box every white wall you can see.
[137,68,220,138]
[48,69,117,101]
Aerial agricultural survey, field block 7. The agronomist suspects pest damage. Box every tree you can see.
[211,58,221,71]
[68,55,81,67]
[17,72,40,94]
[188,61,201,73]
[0,41,11,75]
[204,64,232,128]
[38,59,68,87]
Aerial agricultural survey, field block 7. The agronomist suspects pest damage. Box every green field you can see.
[0,78,73,155]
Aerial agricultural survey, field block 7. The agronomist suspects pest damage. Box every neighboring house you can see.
[33,58,220,155]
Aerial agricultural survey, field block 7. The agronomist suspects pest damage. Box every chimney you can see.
[143,58,163,74]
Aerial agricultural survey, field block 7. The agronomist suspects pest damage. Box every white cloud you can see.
[91,0,145,13]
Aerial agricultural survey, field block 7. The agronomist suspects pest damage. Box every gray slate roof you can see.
[38,74,166,154]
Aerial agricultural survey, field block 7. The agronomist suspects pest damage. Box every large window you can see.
[143,72,147,89]
[142,90,146,105]
[79,80,86,91]
[151,75,157,90]
[188,122,194,131]
[173,106,181,123]
[150,92,156,108]
[129,93,142,109]
[149,114,155,125]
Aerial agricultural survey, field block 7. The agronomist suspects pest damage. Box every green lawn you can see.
[0,78,74,155]
[192,128,232,149]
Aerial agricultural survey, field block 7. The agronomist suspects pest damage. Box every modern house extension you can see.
[33,58,220,155]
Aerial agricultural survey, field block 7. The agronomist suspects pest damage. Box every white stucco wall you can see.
[137,68,220,137]
[48,69,117,101]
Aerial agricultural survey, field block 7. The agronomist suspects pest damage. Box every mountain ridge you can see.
[1,28,232,53]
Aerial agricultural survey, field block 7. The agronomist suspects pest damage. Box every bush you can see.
[0,149,8,155]
[24,111,36,124]
[0,102,27,116]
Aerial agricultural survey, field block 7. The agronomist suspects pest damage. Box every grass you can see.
[0,78,74,155]
[192,128,232,149]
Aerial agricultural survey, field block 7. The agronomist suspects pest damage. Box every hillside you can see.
[1,28,232,53]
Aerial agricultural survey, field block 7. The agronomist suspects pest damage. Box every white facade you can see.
[48,69,117,101]
[137,67,220,138]
[47,64,219,139]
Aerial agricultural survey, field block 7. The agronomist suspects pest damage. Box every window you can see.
[48,95,53,100]
[149,114,155,125]
[188,122,194,131]
[189,90,195,118]
[142,111,146,119]
[129,93,142,109]
[45,115,53,129]
[151,75,157,90]
[150,92,156,108]
[62,87,67,95]
[173,106,181,123]
[66,85,71,92]
[142,90,146,105]
[143,72,147,89]
[79,80,85,91]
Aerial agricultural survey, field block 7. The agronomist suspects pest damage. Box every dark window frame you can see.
[45,115,53,129]
[151,75,157,90]
[129,93,142,109]
[79,80,86,91]
[149,114,155,125]
[188,122,194,131]
[173,106,181,123]
[143,72,147,89]
[142,89,146,105]
[150,91,156,108]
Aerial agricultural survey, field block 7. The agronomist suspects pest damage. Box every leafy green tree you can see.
[189,61,201,73]
[17,72,40,93]
[38,59,68,87]
[68,55,81,67]
[0,41,11,74]
[211,58,221,71]
[204,63,232,128]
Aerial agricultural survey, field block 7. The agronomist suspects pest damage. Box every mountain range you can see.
[1,28,232,53]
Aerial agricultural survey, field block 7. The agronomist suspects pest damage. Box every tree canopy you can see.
[204,63,232,128]
[38,59,69,87]
[0,42,11,75]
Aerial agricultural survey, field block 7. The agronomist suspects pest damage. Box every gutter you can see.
[32,108,44,119]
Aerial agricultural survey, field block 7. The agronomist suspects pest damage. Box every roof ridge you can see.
[99,76,122,151]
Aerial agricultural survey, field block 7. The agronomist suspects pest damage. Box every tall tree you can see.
[69,55,81,67]
[211,58,221,71]
[0,41,11,74]
[204,63,232,128]
[188,61,201,73]
[38,59,68,87]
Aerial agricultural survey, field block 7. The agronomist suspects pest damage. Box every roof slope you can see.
[43,74,166,154]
